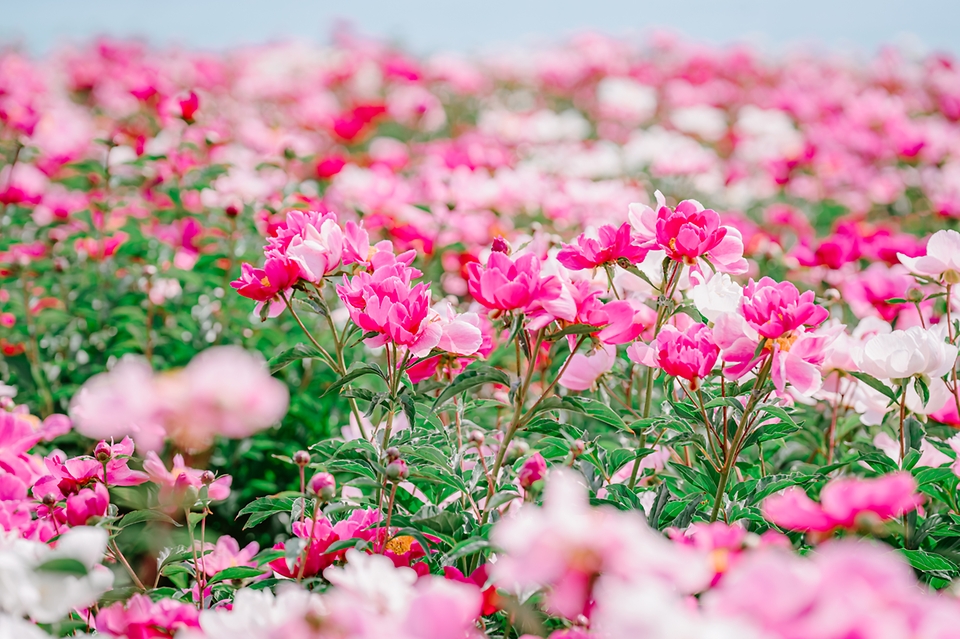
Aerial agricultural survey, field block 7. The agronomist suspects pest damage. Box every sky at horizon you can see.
[1,0,958,57]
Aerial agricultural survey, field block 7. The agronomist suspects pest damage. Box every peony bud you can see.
[569,440,586,457]
[294,450,311,467]
[179,91,199,123]
[41,493,57,508]
[518,453,546,490]
[308,472,337,501]
[94,441,112,463]
[491,236,510,254]
[385,459,409,482]
[468,430,485,447]
[200,471,216,486]
[384,447,401,463]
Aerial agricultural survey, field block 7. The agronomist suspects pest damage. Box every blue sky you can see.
[1,0,957,55]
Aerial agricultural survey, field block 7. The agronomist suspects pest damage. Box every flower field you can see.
[4,32,960,638]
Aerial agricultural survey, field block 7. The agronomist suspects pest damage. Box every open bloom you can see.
[898,229,960,283]
[337,262,441,357]
[630,323,719,386]
[466,251,561,313]
[285,216,344,282]
[230,253,301,318]
[557,223,647,270]
[143,452,232,509]
[631,192,747,274]
[854,326,958,380]
[740,277,828,340]
[762,472,921,535]
[96,593,200,638]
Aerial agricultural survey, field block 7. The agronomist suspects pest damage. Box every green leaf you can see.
[432,366,511,408]
[117,509,180,528]
[900,549,959,573]
[269,343,325,373]
[849,371,898,402]
[321,364,386,397]
[560,396,629,431]
[545,324,601,341]
[442,537,492,565]
[207,566,265,584]
[237,495,299,529]
[36,558,88,576]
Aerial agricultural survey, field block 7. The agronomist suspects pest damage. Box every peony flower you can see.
[557,223,648,270]
[655,323,719,386]
[285,217,344,283]
[898,229,960,283]
[690,272,743,322]
[740,277,828,340]
[631,191,747,274]
[466,251,561,313]
[853,325,958,380]
[96,593,200,638]
[558,344,617,391]
[143,452,232,509]
[762,472,922,535]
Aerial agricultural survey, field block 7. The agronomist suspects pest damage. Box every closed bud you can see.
[570,440,586,457]
[907,287,925,304]
[384,447,401,463]
[385,459,409,482]
[468,430,485,447]
[200,471,216,486]
[823,288,841,303]
[308,472,337,501]
[94,441,112,463]
[491,236,510,254]
[518,453,546,490]
[294,450,311,467]
[41,493,57,508]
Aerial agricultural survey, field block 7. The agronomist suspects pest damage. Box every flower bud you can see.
[467,430,485,447]
[94,441,112,463]
[308,472,337,501]
[200,471,216,486]
[384,447,401,463]
[41,493,57,508]
[491,236,510,254]
[224,204,240,218]
[179,91,199,123]
[907,287,925,304]
[385,459,409,482]
[518,453,546,490]
[823,288,841,303]
[294,450,311,467]
[569,440,586,457]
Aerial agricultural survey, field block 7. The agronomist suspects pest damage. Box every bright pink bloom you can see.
[558,344,617,391]
[65,481,109,526]
[518,453,547,490]
[178,90,199,122]
[741,277,828,340]
[96,593,200,638]
[557,223,648,270]
[763,472,922,535]
[337,262,441,357]
[466,252,562,313]
[655,323,719,384]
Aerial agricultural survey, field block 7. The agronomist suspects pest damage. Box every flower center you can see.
[386,535,415,555]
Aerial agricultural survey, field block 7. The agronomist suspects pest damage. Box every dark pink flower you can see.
[656,323,719,384]
[96,594,200,638]
[557,223,648,270]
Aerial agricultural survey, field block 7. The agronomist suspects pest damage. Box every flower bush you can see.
[2,31,960,639]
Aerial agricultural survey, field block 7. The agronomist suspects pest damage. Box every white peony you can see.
[690,272,744,322]
[853,326,958,380]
